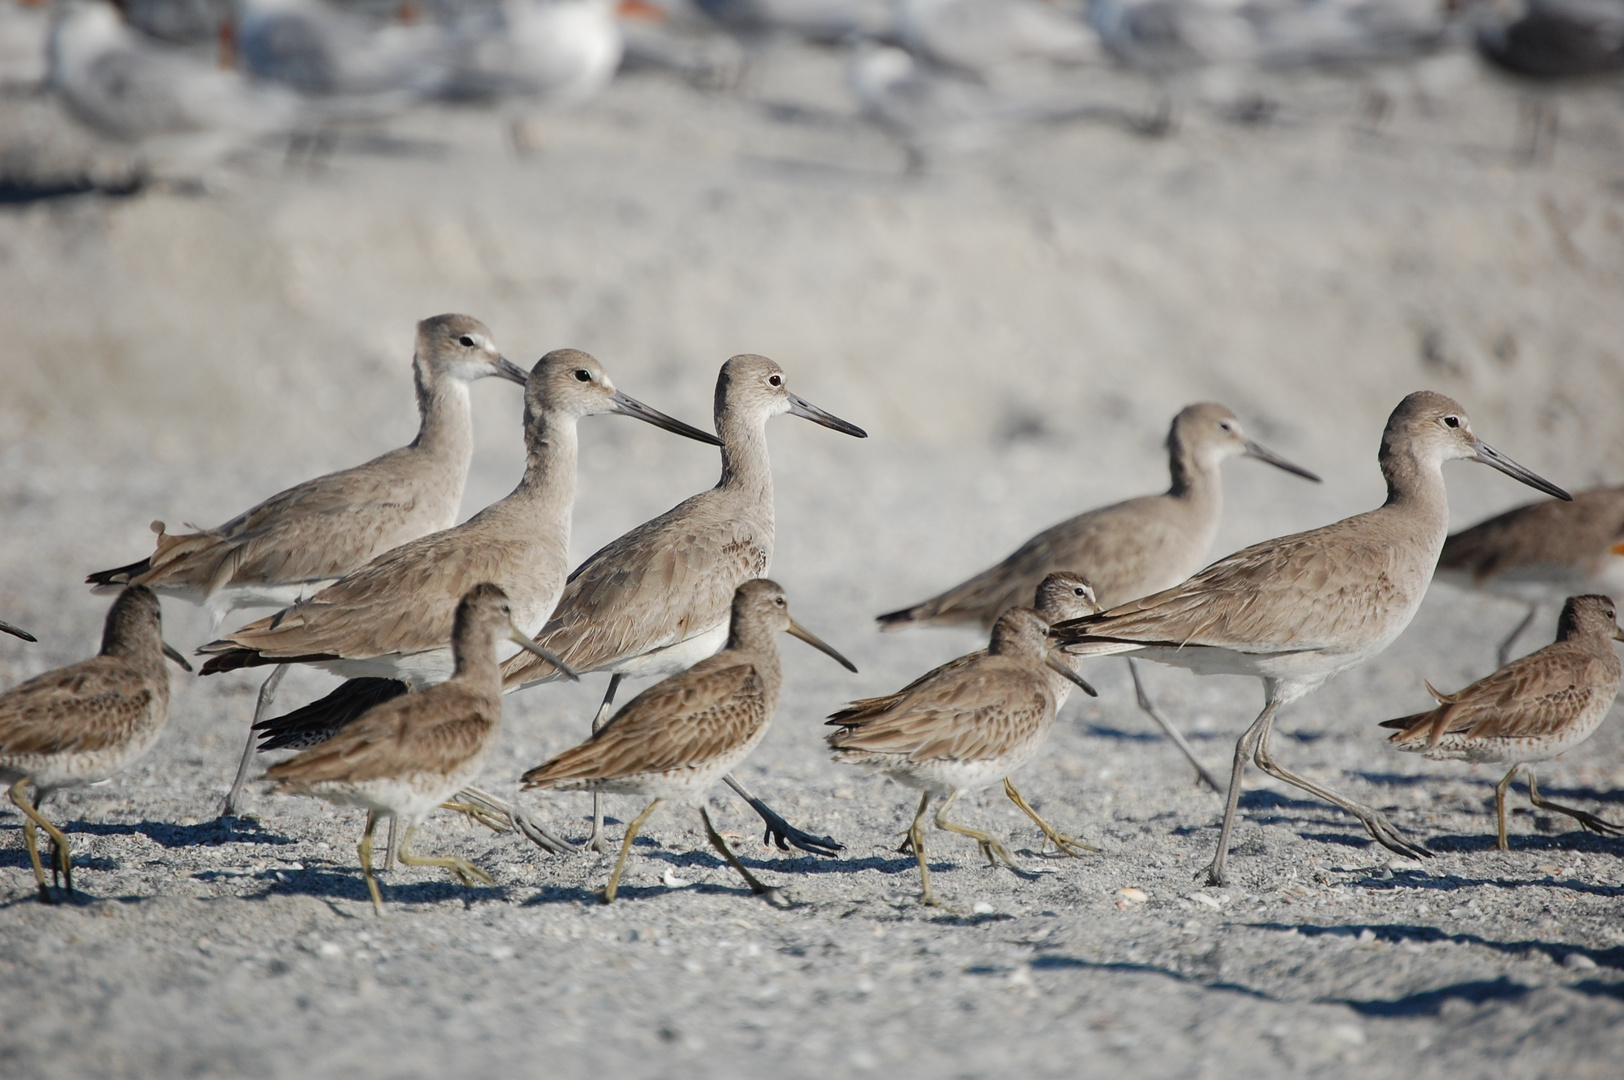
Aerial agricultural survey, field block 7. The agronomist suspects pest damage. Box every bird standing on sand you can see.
[1382,593,1624,851]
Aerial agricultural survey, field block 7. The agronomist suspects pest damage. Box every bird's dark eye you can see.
[575,370,592,382]
[775,597,785,605]
[768,375,782,387]
[1443,415,1460,428]
[1074,588,1086,596]
[458,335,476,348]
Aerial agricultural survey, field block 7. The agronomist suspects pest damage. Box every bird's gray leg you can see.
[221,665,287,818]
[1497,603,1540,669]
[1127,658,1224,793]
[723,773,843,857]
[452,785,575,855]
[586,675,623,854]
[1526,772,1624,837]
[1201,693,1281,888]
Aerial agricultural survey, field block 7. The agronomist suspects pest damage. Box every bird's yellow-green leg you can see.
[1495,766,1518,852]
[398,823,495,888]
[358,811,385,916]
[699,806,779,900]
[1527,772,1624,837]
[935,790,1018,869]
[602,798,660,904]
[11,779,71,900]
[9,778,51,902]
[907,792,940,908]
[1004,778,1098,857]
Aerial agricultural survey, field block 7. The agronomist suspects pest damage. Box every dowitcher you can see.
[878,403,1318,790]
[1436,486,1624,666]
[265,584,558,914]
[1382,593,1624,850]
[522,579,855,904]
[1051,391,1571,886]
[501,353,866,855]
[0,587,190,903]
[199,350,718,849]
[828,604,1097,907]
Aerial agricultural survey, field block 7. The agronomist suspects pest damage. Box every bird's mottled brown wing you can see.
[827,650,986,725]
[828,659,1052,763]
[522,660,765,785]
[0,658,158,756]
[504,494,767,685]
[1387,644,1621,746]
[1440,487,1624,582]
[265,685,494,786]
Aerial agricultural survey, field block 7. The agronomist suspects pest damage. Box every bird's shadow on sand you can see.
[209,866,507,912]
[46,817,300,848]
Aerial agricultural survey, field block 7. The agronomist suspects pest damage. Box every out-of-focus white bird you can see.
[120,0,232,44]
[897,0,1102,73]
[442,0,623,102]
[690,0,897,42]
[236,0,453,100]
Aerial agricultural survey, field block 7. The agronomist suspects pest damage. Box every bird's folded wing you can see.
[0,661,155,756]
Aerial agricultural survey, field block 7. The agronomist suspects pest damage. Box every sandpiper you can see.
[0,587,190,902]
[199,350,719,850]
[522,580,856,904]
[829,604,1097,906]
[500,353,867,855]
[1052,391,1571,886]
[1382,593,1624,850]
[1436,486,1624,666]
[265,584,558,914]
[0,621,35,642]
[878,403,1318,790]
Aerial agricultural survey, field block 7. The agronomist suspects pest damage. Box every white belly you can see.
[607,621,731,680]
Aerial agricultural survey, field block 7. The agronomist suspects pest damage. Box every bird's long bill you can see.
[787,391,868,439]
[494,356,531,385]
[162,641,193,672]
[508,626,580,681]
[1472,440,1571,501]
[1046,653,1098,697]
[0,620,35,642]
[1243,439,1321,483]
[786,618,858,673]
[609,390,723,445]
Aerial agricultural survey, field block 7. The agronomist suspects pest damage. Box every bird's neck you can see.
[1167,444,1223,518]
[450,628,504,690]
[716,411,774,503]
[411,370,476,470]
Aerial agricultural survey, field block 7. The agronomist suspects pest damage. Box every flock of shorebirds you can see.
[3,313,1624,914]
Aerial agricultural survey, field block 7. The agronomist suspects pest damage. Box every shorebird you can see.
[87,314,527,816]
[522,579,856,905]
[237,0,452,101]
[828,604,1099,907]
[500,353,867,855]
[1475,0,1624,159]
[878,402,1319,791]
[265,584,559,914]
[1381,593,1624,850]
[1435,486,1624,666]
[1051,391,1571,886]
[198,349,719,849]
[0,621,35,642]
[0,587,191,903]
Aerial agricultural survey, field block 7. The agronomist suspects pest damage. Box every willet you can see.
[87,314,527,816]
[265,584,558,914]
[199,349,719,850]
[500,353,867,855]
[522,579,856,905]
[878,403,1319,792]
[1476,0,1624,159]
[1051,391,1571,886]
[1381,593,1624,850]
[0,621,35,642]
[1435,486,1624,666]
[828,605,1099,907]
[0,587,191,903]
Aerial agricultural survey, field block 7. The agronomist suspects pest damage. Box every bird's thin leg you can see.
[1497,604,1540,669]
[908,792,938,908]
[1201,694,1280,888]
[602,797,660,904]
[1127,658,1224,793]
[700,806,784,904]
[1252,719,1432,863]
[586,675,623,854]
[1526,772,1624,837]
[9,779,51,903]
[397,823,494,888]
[1003,778,1096,856]
[358,811,384,916]
[222,664,287,817]
[450,785,574,855]
[31,789,70,893]
[1496,766,1518,851]
[385,816,398,873]
[723,773,842,857]
[934,789,1019,870]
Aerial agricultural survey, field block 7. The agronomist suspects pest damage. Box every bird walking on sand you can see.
[1435,486,1624,667]
[199,350,719,851]
[878,403,1319,791]
[522,580,856,905]
[0,621,35,642]
[1382,593,1624,851]
[829,600,1100,907]
[500,354,867,856]
[0,587,191,902]
[265,584,559,914]
[1051,391,1571,886]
